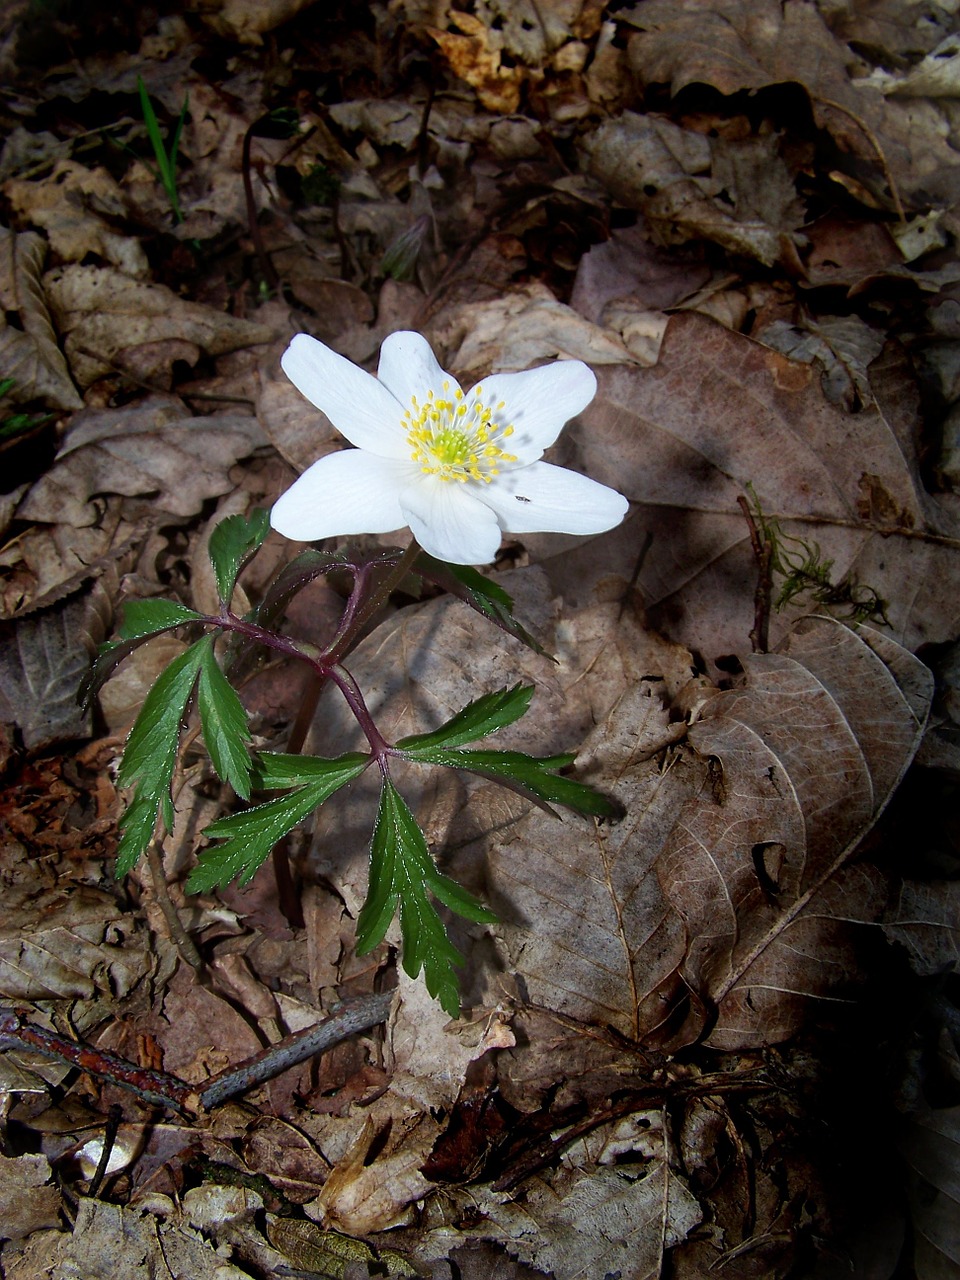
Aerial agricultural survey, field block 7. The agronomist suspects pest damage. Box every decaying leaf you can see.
[485,617,931,1050]
[899,1105,960,1279]
[42,264,273,387]
[420,1111,702,1280]
[0,591,97,749]
[0,1154,61,1242]
[16,397,266,527]
[583,112,805,269]
[540,312,960,666]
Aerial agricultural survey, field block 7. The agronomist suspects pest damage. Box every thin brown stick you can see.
[0,992,394,1117]
[737,495,772,653]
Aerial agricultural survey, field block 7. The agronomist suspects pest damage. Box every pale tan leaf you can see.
[420,1114,702,1280]
[42,263,273,387]
[16,397,266,527]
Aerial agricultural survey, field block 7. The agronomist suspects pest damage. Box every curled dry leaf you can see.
[42,264,273,388]
[619,0,960,211]
[0,226,82,412]
[486,617,931,1051]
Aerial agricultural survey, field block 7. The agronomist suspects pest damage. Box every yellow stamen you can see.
[403,382,518,483]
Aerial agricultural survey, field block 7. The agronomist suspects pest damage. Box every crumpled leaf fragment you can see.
[4,160,148,276]
[428,12,529,113]
[757,315,886,410]
[42,263,273,387]
[420,1115,702,1280]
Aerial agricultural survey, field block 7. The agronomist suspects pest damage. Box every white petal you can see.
[480,462,629,536]
[281,334,409,459]
[377,330,460,407]
[271,449,417,542]
[474,360,597,463]
[399,477,503,565]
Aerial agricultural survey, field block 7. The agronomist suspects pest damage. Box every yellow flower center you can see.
[403,382,517,483]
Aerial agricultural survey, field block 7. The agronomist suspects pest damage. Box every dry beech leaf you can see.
[0,226,82,411]
[16,396,266,527]
[485,617,931,1051]
[42,263,273,387]
[661,617,932,1048]
[536,311,960,666]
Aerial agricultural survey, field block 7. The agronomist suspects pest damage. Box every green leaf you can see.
[197,639,253,799]
[118,598,203,642]
[415,555,550,657]
[187,753,368,892]
[115,640,207,874]
[251,750,368,790]
[80,600,203,709]
[396,685,533,753]
[208,509,271,606]
[356,780,496,1017]
[400,746,618,818]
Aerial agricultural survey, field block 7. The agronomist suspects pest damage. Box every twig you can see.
[0,992,394,1117]
[242,116,281,292]
[737,495,772,653]
[87,1104,123,1196]
[198,990,394,1109]
[147,840,205,971]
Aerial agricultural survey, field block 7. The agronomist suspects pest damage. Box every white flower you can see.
[270,330,629,565]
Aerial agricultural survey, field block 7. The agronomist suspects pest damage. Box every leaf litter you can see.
[0,0,958,1276]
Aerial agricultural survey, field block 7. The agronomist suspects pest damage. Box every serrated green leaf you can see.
[357,780,496,1017]
[402,747,618,818]
[115,640,207,874]
[187,753,368,892]
[396,685,534,754]
[208,509,271,605]
[118,598,203,641]
[197,639,253,799]
[415,555,550,657]
[251,750,369,790]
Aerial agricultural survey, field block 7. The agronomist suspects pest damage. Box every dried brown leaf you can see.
[43,264,273,388]
[16,397,266,527]
[544,312,960,666]
[583,113,805,269]
[0,227,82,412]
[486,618,930,1051]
